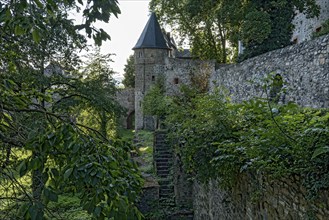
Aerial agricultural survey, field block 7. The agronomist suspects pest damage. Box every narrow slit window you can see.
[152,75,155,81]
[174,78,179,84]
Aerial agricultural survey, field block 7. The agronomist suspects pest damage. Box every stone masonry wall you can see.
[116,88,134,129]
[210,34,329,108]
[195,34,329,219]
[163,58,215,96]
[193,174,329,220]
[292,0,329,43]
[134,48,168,130]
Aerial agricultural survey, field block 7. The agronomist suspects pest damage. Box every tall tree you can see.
[240,0,320,59]
[150,0,320,62]
[122,55,135,88]
[150,0,246,63]
[0,1,143,219]
[78,48,123,138]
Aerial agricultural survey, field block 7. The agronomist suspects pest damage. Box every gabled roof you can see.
[133,12,171,50]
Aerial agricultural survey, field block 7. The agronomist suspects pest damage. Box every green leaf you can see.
[312,146,329,159]
[17,160,27,177]
[15,25,25,35]
[18,202,29,217]
[32,29,41,42]
[34,0,44,8]
[44,188,58,202]
[64,167,73,180]
[94,206,102,217]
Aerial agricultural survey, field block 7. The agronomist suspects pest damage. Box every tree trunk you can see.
[31,152,45,215]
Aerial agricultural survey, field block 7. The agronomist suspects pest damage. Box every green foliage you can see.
[241,10,272,45]
[78,47,123,138]
[135,131,155,175]
[142,76,169,129]
[313,19,329,38]
[122,55,135,88]
[239,0,319,60]
[0,0,144,219]
[0,0,120,46]
[150,0,320,62]
[164,84,329,196]
[150,0,244,63]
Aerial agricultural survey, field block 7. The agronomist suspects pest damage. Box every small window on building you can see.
[139,51,143,58]
[152,75,155,81]
[316,26,322,33]
[173,78,179,84]
[292,37,298,44]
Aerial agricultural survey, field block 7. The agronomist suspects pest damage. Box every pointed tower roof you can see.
[133,12,170,50]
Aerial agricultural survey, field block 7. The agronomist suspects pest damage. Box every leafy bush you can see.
[165,86,329,197]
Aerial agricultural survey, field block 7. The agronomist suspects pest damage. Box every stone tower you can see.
[133,12,171,130]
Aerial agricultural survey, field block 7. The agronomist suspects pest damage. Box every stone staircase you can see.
[154,131,174,199]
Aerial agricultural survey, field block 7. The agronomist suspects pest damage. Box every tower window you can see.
[152,75,155,81]
[173,78,179,84]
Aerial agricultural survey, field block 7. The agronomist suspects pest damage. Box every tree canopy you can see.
[122,55,135,88]
[150,0,320,62]
[0,0,143,219]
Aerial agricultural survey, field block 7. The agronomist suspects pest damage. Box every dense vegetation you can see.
[150,0,320,62]
[144,74,329,199]
[0,0,143,219]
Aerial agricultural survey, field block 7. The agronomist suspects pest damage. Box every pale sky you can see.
[92,0,151,82]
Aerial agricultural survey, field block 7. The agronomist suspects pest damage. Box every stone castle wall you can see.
[194,34,329,219]
[193,174,329,220]
[211,34,329,108]
[115,88,134,129]
[292,0,329,43]
[163,58,215,96]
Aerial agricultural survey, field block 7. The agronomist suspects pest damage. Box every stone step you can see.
[155,158,171,163]
[154,144,170,149]
[154,147,171,152]
[154,152,172,158]
[154,139,166,143]
[160,185,173,190]
[157,169,170,175]
[155,163,172,169]
[156,165,170,171]
[155,152,171,156]
[158,179,171,185]
[156,163,171,169]
[159,188,174,196]
[157,172,171,178]
[154,153,173,160]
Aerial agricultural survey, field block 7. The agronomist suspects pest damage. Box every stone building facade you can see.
[130,7,329,220]
[132,3,328,130]
[292,0,329,43]
[132,12,215,130]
